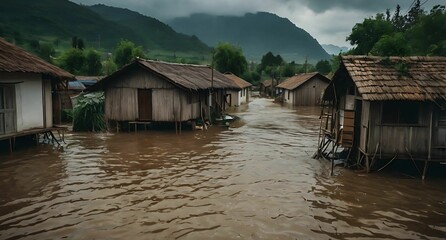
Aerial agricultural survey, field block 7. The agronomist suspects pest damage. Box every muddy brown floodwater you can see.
[0,98,445,239]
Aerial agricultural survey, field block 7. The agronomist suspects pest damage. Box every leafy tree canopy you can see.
[114,40,146,68]
[315,60,331,75]
[59,48,85,74]
[347,2,446,57]
[84,49,103,75]
[213,42,247,76]
[259,52,284,73]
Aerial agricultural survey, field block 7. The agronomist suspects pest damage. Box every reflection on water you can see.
[0,98,445,239]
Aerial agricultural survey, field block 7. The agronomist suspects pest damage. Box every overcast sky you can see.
[75,0,445,46]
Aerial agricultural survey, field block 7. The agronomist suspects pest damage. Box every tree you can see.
[259,51,284,73]
[114,40,146,68]
[330,54,342,73]
[347,13,394,55]
[406,5,446,55]
[405,0,424,29]
[59,48,85,74]
[84,49,102,75]
[315,60,331,75]
[370,32,410,56]
[103,57,118,75]
[392,4,405,31]
[242,71,261,84]
[280,63,296,77]
[77,38,85,50]
[213,42,247,76]
[38,43,55,63]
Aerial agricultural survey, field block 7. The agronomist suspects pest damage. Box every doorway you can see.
[138,89,152,120]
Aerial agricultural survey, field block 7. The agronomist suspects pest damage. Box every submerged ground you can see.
[0,98,445,239]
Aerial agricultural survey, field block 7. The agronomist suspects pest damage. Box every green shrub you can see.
[72,92,106,132]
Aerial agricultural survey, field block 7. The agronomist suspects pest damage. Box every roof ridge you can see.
[137,58,210,68]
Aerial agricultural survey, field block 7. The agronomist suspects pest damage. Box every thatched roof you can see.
[277,72,329,90]
[326,55,446,102]
[92,59,240,91]
[0,38,73,79]
[224,73,252,88]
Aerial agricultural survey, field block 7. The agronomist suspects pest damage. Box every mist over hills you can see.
[169,12,330,63]
[0,0,210,54]
[0,0,330,64]
[321,44,350,55]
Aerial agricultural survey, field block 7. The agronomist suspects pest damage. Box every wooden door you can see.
[0,85,16,135]
[138,89,152,120]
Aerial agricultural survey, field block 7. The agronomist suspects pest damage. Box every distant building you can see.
[277,72,330,106]
[75,75,103,88]
[317,55,446,179]
[260,79,272,97]
[224,73,252,107]
[0,38,73,149]
[89,59,240,130]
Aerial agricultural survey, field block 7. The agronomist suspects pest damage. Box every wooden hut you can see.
[317,56,446,179]
[223,73,252,107]
[260,79,272,97]
[277,72,330,106]
[89,59,240,130]
[0,38,73,150]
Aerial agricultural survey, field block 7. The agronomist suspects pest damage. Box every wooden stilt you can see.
[365,154,370,173]
[330,140,335,176]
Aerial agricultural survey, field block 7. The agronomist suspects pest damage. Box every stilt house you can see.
[277,72,330,106]
[0,38,73,145]
[89,59,240,129]
[223,73,252,107]
[318,56,446,178]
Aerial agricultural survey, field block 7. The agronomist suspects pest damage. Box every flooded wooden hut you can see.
[0,38,73,150]
[277,72,330,106]
[317,56,446,179]
[223,73,252,107]
[260,79,272,97]
[89,59,240,130]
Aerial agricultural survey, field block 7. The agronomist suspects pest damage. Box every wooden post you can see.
[316,103,325,159]
[330,139,335,176]
[365,154,370,173]
[423,107,433,180]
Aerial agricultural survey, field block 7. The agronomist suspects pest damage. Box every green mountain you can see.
[0,0,210,56]
[87,4,210,53]
[168,12,331,63]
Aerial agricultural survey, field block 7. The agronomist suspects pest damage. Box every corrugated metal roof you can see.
[92,59,240,91]
[224,73,252,88]
[68,81,86,90]
[339,56,446,101]
[0,38,73,79]
[277,72,330,90]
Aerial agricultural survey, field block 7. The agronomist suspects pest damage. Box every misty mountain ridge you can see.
[321,44,350,55]
[168,12,330,63]
[88,4,210,53]
[0,0,210,56]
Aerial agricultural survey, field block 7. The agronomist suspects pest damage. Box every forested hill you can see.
[0,0,210,53]
[168,12,330,63]
[88,4,210,53]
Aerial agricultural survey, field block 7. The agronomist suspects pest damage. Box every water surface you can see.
[1,98,445,239]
